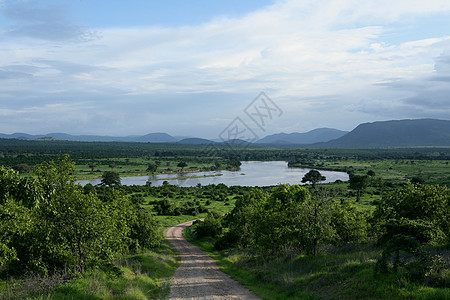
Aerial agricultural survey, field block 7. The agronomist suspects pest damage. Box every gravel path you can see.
[165,220,261,300]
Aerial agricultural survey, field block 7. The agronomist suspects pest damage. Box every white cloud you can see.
[0,0,450,135]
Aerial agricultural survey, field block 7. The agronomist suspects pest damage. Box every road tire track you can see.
[165,220,261,300]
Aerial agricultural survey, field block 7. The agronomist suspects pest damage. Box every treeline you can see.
[1,138,449,166]
[193,183,450,283]
[0,155,161,277]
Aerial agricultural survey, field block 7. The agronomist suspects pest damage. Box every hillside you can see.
[256,128,348,145]
[319,119,450,148]
[0,132,179,143]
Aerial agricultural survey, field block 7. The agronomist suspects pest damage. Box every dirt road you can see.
[165,220,261,300]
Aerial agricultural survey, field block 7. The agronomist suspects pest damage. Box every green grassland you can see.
[186,230,450,300]
[1,140,449,299]
[0,240,180,299]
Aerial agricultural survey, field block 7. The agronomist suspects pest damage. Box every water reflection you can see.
[77,161,349,187]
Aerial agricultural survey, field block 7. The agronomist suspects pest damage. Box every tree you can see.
[299,188,336,255]
[88,163,96,173]
[0,156,162,276]
[147,162,159,173]
[101,171,121,186]
[372,183,449,276]
[348,174,369,202]
[367,170,376,177]
[177,161,187,172]
[193,211,223,238]
[301,170,326,189]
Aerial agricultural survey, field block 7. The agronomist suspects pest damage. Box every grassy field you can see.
[74,157,221,180]
[0,241,180,299]
[1,143,449,299]
[185,229,450,300]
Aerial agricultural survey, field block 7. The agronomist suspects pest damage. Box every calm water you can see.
[77,161,349,187]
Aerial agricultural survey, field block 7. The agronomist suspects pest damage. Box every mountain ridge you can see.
[313,119,450,148]
[256,128,348,145]
[1,118,448,147]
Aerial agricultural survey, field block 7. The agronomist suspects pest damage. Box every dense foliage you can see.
[372,183,450,281]
[214,184,368,255]
[0,155,162,277]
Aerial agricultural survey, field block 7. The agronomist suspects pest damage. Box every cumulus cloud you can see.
[0,0,449,136]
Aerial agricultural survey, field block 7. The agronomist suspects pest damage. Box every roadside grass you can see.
[0,240,180,300]
[185,228,450,300]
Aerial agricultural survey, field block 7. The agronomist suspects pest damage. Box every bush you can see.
[193,211,223,238]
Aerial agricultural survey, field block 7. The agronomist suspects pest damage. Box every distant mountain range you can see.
[316,119,450,148]
[0,119,449,148]
[255,128,348,145]
[0,132,179,143]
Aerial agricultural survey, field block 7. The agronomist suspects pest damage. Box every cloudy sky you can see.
[0,0,449,139]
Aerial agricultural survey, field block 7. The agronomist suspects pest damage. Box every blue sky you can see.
[0,0,449,138]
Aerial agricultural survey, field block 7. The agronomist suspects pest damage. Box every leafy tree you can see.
[101,171,121,186]
[147,162,159,173]
[128,208,162,250]
[372,183,449,276]
[177,161,187,171]
[367,170,376,177]
[88,163,96,172]
[410,176,425,185]
[331,201,369,245]
[227,158,241,169]
[0,155,162,276]
[301,170,326,189]
[348,174,369,202]
[222,184,337,256]
[298,188,336,255]
[0,197,32,267]
[193,211,223,238]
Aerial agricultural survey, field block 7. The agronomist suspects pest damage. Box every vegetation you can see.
[190,183,450,299]
[0,156,166,298]
[0,139,449,298]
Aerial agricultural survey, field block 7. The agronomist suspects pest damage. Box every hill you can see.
[319,119,450,148]
[177,138,213,144]
[256,128,348,145]
[0,132,179,143]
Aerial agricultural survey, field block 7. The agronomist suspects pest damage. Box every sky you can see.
[0,0,449,139]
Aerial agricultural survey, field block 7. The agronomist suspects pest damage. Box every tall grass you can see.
[186,227,450,300]
[0,240,180,300]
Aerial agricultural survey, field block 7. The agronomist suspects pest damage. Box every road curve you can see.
[165,220,261,300]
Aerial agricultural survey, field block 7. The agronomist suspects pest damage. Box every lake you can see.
[77,161,349,187]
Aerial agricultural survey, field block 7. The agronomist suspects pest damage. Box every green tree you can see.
[177,161,187,172]
[299,188,336,255]
[301,170,326,189]
[331,201,368,245]
[101,171,121,186]
[88,163,96,173]
[372,183,449,275]
[147,162,159,173]
[194,211,223,238]
[348,174,369,202]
